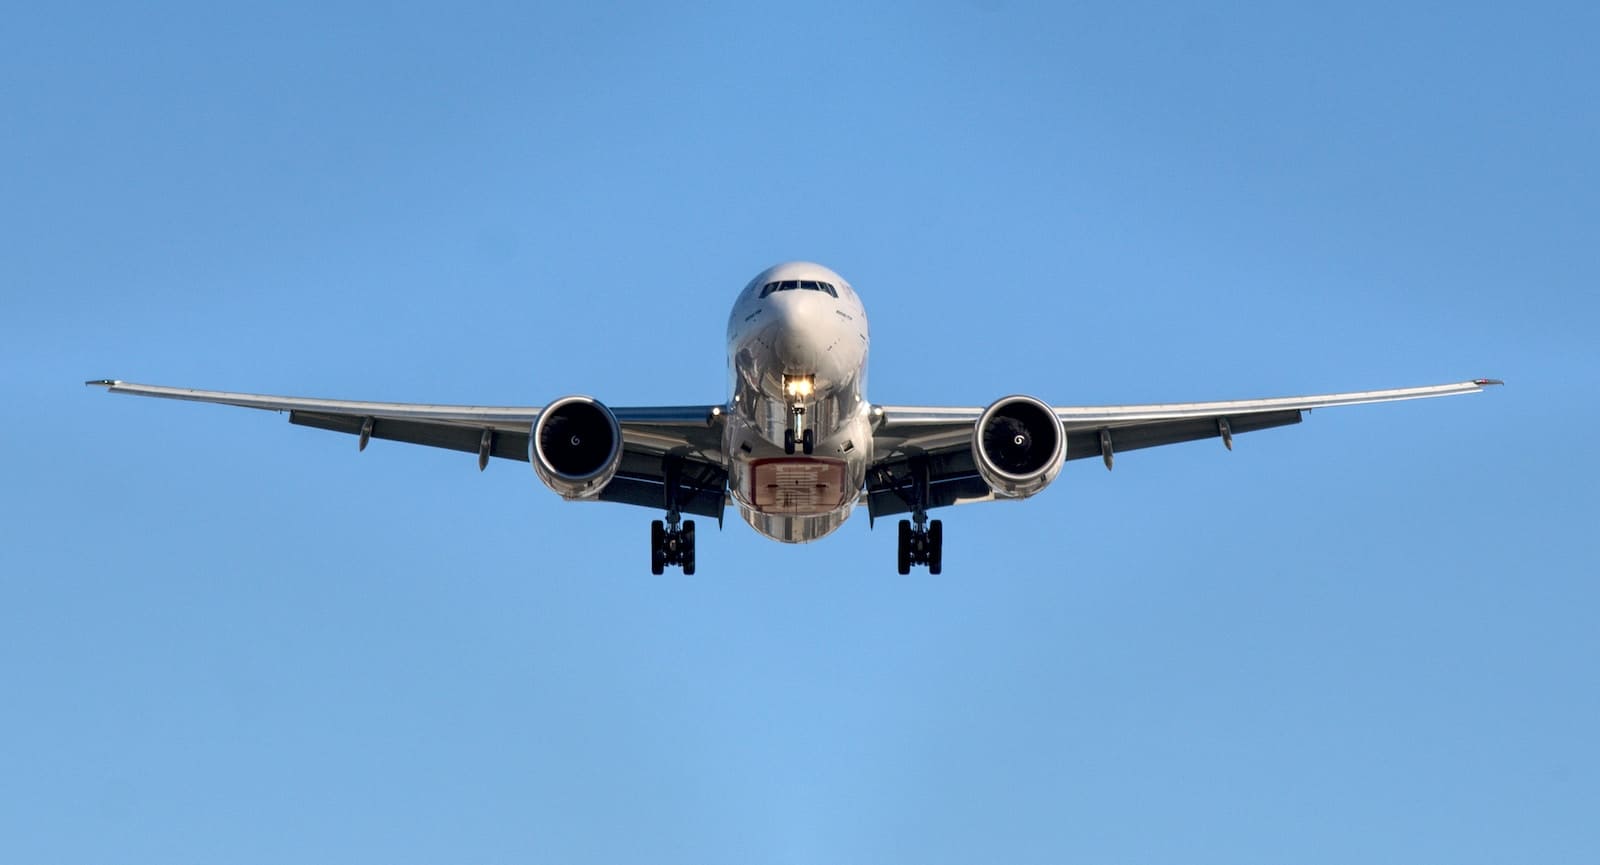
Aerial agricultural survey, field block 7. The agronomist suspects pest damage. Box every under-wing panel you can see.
[873,380,1496,457]
[1063,409,1301,459]
[292,411,728,517]
[604,450,728,519]
[291,411,533,461]
[865,409,1303,520]
[865,449,991,522]
[93,380,729,518]
[866,379,1499,521]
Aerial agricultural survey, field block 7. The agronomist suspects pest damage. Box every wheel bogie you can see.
[648,518,698,575]
[895,517,946,575]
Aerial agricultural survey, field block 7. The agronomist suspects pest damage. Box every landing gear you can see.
[785,427,816,455]
[651,516,696,575]
[650,455,698,574]
[784,403,815,455]
[890,455,943,574]
[897,517,943,575]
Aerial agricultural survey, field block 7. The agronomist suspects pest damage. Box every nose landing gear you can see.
[784,405,815,455]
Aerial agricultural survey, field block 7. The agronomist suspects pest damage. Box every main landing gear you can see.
[892,456,942,574]
[650,455,698,575]
[897,515,942,575]
[651,515,696,575]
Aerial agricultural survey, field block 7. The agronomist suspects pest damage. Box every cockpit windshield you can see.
[758,279,839,299]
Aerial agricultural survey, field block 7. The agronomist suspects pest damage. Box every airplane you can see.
[90,261,1500,575]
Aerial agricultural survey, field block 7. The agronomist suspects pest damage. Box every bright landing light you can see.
[784,375,814,398]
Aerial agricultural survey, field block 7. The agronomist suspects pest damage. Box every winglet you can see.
[85,379,121,388]
[1473,378,1504,387]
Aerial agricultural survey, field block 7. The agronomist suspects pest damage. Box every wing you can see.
[864,379,1501,521]
[88,380,729,518]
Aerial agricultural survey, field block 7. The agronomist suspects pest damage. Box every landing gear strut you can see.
[651,514,696,575]
[650,456,697,575]
[893,456,942,574]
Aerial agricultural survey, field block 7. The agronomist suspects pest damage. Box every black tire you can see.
[682,521,696,575]
[897,519,912,575]
[650,520,665,575]
[802,428,815,455]
[928,519,943,575]
[783,428,795,455]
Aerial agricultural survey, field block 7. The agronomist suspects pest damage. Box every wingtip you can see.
[1473,378,1505,387]
[85,379,121,388]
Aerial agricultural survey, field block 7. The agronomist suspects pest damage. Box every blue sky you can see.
[3,2,1596,862]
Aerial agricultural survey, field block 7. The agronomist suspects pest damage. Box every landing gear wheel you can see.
[897,520,912,575]
[894,515,945,574]
[650,520,666,575]
[650,516,698,575]
[802,428,815,455]
[682,520,696,575]
[783,428,796,455]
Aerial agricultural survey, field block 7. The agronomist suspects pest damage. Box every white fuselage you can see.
[723,262,873,542]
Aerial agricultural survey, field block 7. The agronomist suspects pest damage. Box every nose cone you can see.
[765,291,828,371]
[729,262,868,409]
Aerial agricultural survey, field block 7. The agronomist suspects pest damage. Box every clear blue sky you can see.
[3,2,1596,862]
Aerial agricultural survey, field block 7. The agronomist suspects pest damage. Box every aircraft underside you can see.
[88,261,1499,576]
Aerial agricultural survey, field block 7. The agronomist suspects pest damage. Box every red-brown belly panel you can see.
[747,457,850,516]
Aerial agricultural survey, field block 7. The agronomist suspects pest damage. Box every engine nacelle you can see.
[972,395,1065,499]
[531,396,622,500]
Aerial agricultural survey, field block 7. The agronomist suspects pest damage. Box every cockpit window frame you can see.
[758,279,838,299]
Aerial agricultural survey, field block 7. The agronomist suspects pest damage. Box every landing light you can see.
[784,375,814,398]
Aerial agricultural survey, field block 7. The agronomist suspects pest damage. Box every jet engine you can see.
[972,395,1065,499]
[531,396,622,499]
